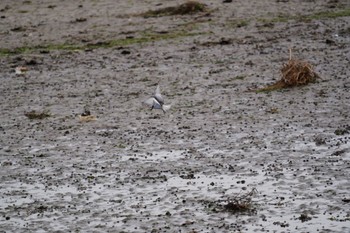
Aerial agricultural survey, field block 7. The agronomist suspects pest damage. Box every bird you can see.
[143,84,171,113]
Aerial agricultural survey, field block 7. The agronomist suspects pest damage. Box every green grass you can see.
[305,8,350,20]
[259,7,350,24]
[3,7,348,57]
[0,31,201,56]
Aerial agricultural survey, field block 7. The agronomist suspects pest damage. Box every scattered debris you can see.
[223,188,258,214]
[342,198,350,203]
[75,17,87,22]
[205,188,258,214]
[314,135,327,146]
[165,211,171,216]
[15,66,28,75]
[11,26,26,32]
[180,173,195,179]
[298,212,312,222]
[79,107,96,122]
[331,149,347,156]
[25,110,51,120]
[25,59,39,66]
[334,125,350,135]
[201,37,233,46]
[266,108,279,114]
[256,49,320,92]
[121,50,131,55]
[140,1,207,18]
[79,115,97,122]
[273,221,289,227]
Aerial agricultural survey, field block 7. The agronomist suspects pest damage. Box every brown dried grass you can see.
[256,49,320,92]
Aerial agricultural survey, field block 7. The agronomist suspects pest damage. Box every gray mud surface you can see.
[1,0,350,232]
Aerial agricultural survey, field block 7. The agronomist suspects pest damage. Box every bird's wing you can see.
[143,98,155,108]
[154,85,164,104]
[155,85,161,95]
[154,94,164,105]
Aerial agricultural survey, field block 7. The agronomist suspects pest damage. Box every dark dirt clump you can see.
[141,1,208,17]
[24,110,51,120]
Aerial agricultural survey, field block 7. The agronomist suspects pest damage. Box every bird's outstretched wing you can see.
[143,98,155,108]
[155,85,161,95]
[154,85,164,105]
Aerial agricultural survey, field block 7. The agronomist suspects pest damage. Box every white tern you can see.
[143,84,171,113]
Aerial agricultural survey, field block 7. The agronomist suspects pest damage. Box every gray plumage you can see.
[143,85,171,113]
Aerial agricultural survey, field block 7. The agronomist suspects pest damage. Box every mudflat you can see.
[1,0,350,232]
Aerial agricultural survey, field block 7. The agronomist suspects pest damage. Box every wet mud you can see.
[1,0,350,232]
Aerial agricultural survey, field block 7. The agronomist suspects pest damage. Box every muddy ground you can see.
[1,0,350,232]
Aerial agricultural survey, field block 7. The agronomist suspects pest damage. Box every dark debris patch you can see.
[334,125,350,135]
[140,1,208,18]
[25,110,51,120]
[331,149,347,156]
[298,213,312,222]
[203,188,258,215]
[273,221,289,228]
[179,173,195,179]
[342,198,350,203]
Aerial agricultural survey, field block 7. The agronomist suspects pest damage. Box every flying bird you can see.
[143,84,171,113]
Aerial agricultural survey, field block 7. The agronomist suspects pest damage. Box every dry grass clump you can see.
[223,188,258,214]
[141,1,207,17]
[204,188,258,214]
[280,52,320,86]
[257,49,320,92]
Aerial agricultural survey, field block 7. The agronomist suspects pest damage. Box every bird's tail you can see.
[162,104,171,113]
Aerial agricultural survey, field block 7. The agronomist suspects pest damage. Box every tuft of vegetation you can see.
[222,188,258,214]
[25,110,51,120]
[204,188,258,215]
[280,58,319,86]
[141,1,207,18]
[256,49,320,92]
